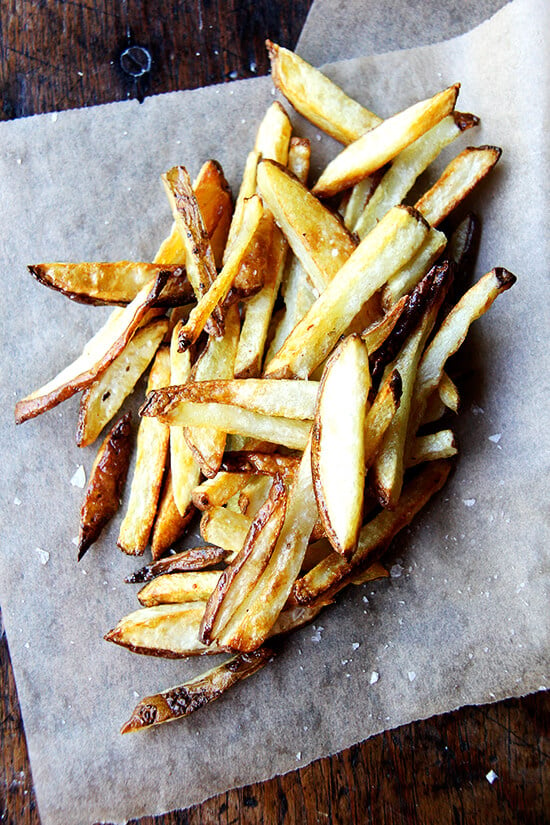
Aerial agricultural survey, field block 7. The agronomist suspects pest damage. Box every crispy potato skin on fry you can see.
[120,647,273,733]
[126,546,228,584]
[77,412,133,560]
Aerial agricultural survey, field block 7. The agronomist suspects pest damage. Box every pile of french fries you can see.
[15,42,516,733]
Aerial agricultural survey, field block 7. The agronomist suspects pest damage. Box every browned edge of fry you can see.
[453,112,479,131]
[77,411,133,561]
[125,546,228,584]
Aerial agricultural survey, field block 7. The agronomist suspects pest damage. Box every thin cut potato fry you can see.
[312,335,370,557]
[200,507,252,560]
[125,546,228,584]
[169,321,201,513]
[117,348,171,555]
[287,136,311,184]
[415,146,501,227]
[291,460,451,605]
[363,368,402,469]
[257,159,356,293]
[313,84,460,198]
[177,196,263,350]
[254,100,292,164]
[76,412,133,561]
[150,471,196,561]
[382,228,447,308]
[267,40,381,143]
[137,571,222,607]
[76,318,169,447]
[408,267,516,440]
[120,648,273,733]
[15,272,168,424]
[438,372,460,414]
[142,396,312,451]
[164,378,319,420]
[353,112,478,238]
[28,262,192,307]
[265,256,317,364]
[361,296,409,355]
[350,561,389,586]
[192,472,253,511]
[223,150,260,264]
[200,476,287,644]
[238,474,274,517]
[408,430,458,466]
[183,304,241,478]
[264,205,430,380]
[215,440,317,651]
[104,602,228,657]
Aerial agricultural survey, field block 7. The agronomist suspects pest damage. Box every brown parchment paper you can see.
[0,0,548,822]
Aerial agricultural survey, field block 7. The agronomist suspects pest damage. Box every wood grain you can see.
[0,2,548,824]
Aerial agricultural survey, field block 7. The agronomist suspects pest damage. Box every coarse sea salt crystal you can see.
[35,547,49,565]
[70,465,86,488]
[390,563,403,578]
[486,770,498,784]
[13,497,21,506]
[369,671,379,685]
[463,498,476,507]
[311,626,324,643]
[352,642,360,651]
[408,671,416,682]
[488,433,502,443]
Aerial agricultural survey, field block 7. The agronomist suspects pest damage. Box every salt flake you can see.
[369,671,379,685]
[488,433,502,444]
[13,497,21,506]
[486,770,498,784]
[35,547,49,565]
[311,625,324,643]
[390,563,403,578]
[408,671,416,682]
[352,642,360,651]
[296,752,302,760]
[463,498,476,507]
[70,465,86,488]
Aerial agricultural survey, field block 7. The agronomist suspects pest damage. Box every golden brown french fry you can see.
[363,368,402,469]
[438,372,460,414]
[353,112,478,238]
[177,196,263,350]
[215,440,317,652]
[350,561,389,586]
[125,546,228,584]
[313,84,460,198]
[15,272,168,424]
[238,474,274,517]
[104,602,227,657]
[200,507,252,557]
[142,395,312,451]
[415,146,501,227]
[150,470,196,561]
[137,571,222,607]
[223,150,260,264]
[192,471,253,511]
[263,205,430,380]
[120,648,273,733]
[254,100,292,164]
[382,228,447,308]
[267,40,381,143]
[76,412,133,561]
[183,303,241,478]
[408,430,458,466]
[221,451,299,481]
[76,318,169,447]
[200,476,287,644]
[117,347,171,555]
[408,267,516,441]
[28,262,192,307]
[291,460,451,605]
[287,136,311,184]
[312,335,370,557]
[257,159,356,293]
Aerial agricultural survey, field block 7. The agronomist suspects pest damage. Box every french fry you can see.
[150,470,196,561]
[221,451,299,481]
[267,40,381,144]
[437,372,460,414]
[137,571,222,607]
[238,474,274,517]
[313,84,460,198]
[415,146,501,227]
[265,256,318,363]
[353,112,478,238]
[28,262,192,307]
[200,507,252,557]
[382,228,447,308]
[177,196,263,350]
[215,441,318,652]
[290,460,452,605]
[192,471,253,510]
[142,395,312,451]
[183,303,241,478]
[120,648,273,733]
[76,317,169,447]
[200,476,287,644]
[264,205,431,380]
[223,150,260,264]
[76,412,133,561]
[254,100,292,164]
[408,430,458,466]
[408,267,516,442]
[363,368,402,469]
[125,545,228,584]
[15,272,168,424]
[312,335,370,557]
[257,159,356,293]
[117,347,171,555]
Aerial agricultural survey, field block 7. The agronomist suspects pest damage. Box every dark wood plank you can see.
[0,3,548,825]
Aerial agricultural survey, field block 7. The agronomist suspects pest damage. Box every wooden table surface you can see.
[0,2,548,823]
